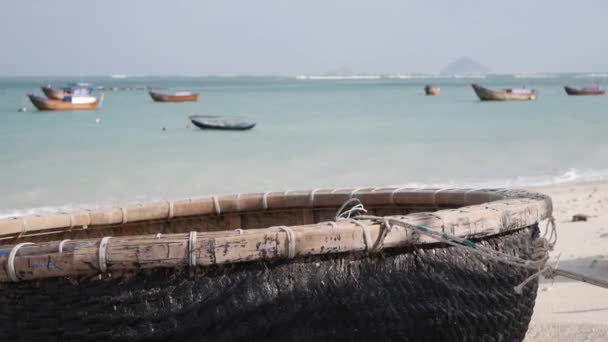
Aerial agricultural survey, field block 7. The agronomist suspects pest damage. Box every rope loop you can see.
[212,196,221,215]
[543,216,557,249]
[120,207,128,224]
[7,242,33,282]
[167,201,174,219]
[58,239,71,253]
[335,198,367,220]
[432,188,447,206]
[262,192,270,210]
[235,193,241,211]
[309,188,320,207]
[349,188,363,198]
[19,218,29,238]
[98,237,112,273]
[390,187,407,205]
[278,226,296,259]
[343,218,374,251]
[188,231,197,267]
[371,217,393,251]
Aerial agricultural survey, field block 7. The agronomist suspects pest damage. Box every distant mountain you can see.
[440,57,490,75]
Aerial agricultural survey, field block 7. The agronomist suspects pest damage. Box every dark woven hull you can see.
[1,227,541,342]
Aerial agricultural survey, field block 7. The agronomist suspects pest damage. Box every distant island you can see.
[440,57,490,76]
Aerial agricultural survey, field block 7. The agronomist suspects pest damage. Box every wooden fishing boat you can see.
[149,90,199,102]
[564,86,605,96]
[42,83,94,100]
[424,84,440,96]
[190,115,256,131]
[0,187,553,341]
[472,83,537,101]
[41,86,68,100]
[28,94,101,111]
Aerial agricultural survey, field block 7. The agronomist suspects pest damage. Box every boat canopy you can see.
[508,88,533,94]
[63,85,94,97]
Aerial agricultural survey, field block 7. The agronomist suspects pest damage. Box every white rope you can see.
[7,242,33,282]
[543,217,557,249]
[432,188,447,206]
[58,239,71,253]
[335,198,367,220]
[371,217,393,251]
[262,192,269,210]
[342,218,374,251]
[357,213,552,271]
[212,195,221,215]
[188,231,197,267]
[390,187,408,205]
[236,228,244,235]
[155,233,162,239]
[19,218,28,238]
[309,188,320,207]
[349,188,363,198]
[120,207,128,224]
[326,221,338,229]
[167,201,174,219]
[98,237,112,273]
[278,226,296,259]
[84,209,92,229]
[235,193,241,211]
[331,188,345,193]
[339,195,559,293]
[61,212,75,230]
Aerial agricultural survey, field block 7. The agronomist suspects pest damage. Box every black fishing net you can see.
[0,226,541,342]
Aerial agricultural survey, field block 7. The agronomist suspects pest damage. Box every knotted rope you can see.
[335,200,607,293]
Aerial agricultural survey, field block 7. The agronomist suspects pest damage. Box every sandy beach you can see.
[524,182,608,342]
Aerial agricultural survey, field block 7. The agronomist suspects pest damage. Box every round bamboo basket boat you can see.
[0,187,552,341]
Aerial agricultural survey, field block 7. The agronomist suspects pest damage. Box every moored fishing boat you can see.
[424,84,440,96]
[472,83,537,101]
[149,90,199,102]
[42,83,95,100]
[190,115,256,130]
[41,85,67,100]
[0,187,554,341]
[28,93,103,111]
[564,86,605,96]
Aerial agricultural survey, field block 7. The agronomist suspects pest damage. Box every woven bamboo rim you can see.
[0,187,552,283]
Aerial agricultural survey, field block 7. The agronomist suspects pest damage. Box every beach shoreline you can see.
[524,181,608,342]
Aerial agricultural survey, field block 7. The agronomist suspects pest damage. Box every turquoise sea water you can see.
[1,74,607,216]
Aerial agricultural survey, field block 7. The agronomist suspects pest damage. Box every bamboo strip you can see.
[0,188,551,240]
[0,195,551,282]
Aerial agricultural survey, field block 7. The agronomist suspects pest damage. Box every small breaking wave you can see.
[387,168,608,189]
[2,169,608,219]
[513,73,558,79]
[295,75,382,80]
[574,73,608,79]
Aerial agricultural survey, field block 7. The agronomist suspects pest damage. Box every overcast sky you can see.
[2,0,607,76]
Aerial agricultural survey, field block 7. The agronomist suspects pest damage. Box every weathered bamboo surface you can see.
[0,188,552,282]
[0,188,550,240]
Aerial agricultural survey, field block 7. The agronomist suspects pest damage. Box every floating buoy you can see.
[95,118,101,124]
[17,107,27,112]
